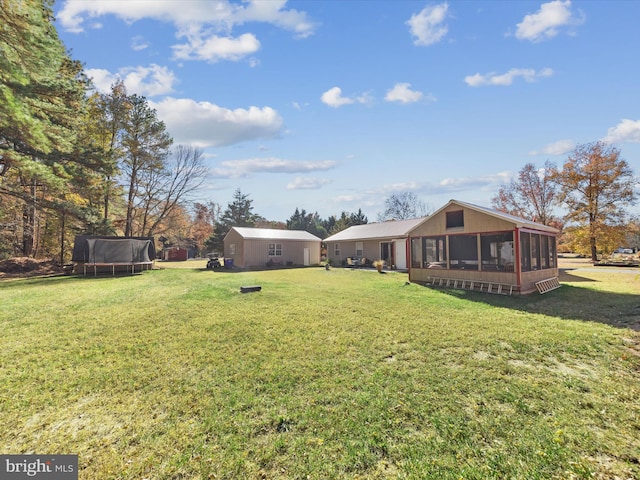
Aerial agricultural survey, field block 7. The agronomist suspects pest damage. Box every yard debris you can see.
[240,285,262,293]
[0,257,62,278]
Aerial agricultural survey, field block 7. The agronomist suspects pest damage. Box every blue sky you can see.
[54,0,640,222]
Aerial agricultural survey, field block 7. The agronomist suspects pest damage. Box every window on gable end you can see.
[446,210,464,228]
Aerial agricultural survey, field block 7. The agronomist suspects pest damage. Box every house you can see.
[407,200,559,294]
[323,217,427,270]
[223,227,322,269]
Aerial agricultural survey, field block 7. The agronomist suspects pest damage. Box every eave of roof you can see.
[228,227,321,241]
[324,217,428,242]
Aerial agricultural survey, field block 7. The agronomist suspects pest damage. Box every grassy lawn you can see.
[1,262,639,479]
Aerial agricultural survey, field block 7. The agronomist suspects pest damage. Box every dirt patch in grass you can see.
[0,257,63,279]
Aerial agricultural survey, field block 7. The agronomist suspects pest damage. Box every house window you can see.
[355,242,364,257]
[380,242,392,263]
[446,210,464,228]
[229,243,236,255]
[422,236,446,268]
[449,234,478,270]
[268,243,282,257]
[334,243,340,256]
[480,232,514,271]
[411,237,422,268]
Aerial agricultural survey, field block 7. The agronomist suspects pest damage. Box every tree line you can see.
[185,189,370,255]
[0,1,637,263]
[0,1,206,262]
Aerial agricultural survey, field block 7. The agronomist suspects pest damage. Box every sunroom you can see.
[408,200,559,294]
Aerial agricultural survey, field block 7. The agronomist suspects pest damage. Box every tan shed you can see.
[407,200,559,294]
[224,227,322,269]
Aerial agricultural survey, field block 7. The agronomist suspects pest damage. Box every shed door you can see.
[303,248,310,266]
[394,240,407,270]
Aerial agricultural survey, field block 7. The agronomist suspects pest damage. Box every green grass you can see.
[1,264,639,479]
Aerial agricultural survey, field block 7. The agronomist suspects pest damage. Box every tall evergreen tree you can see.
[286,208,327,238]
[209,189,258,251]
[120,94,172,236]
[322,210,369,235]
[0,0,85,164]
[219,188,258,228]
[349,208,368,226]
[0,0,90,255]
[86,81,130,223]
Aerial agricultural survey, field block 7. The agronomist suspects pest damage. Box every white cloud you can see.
[131,35,149,51]
[286,177,332,190]
[57,0,316,35]
[321,87,354,108]
[435,172,511,193]
[348,182,424,214]
[172,32,261,63]
[235,0,317,39]
[212,158,336,178]
[85,69,118,93]
[333,172,513,214]
[464,67,553,87]
[150,97,284,148]
[320,87,372,108]
[385,83,425,104]
[529,139,574,156]
[57,0,316,62]
[515,0,584,42]
[603,119,640,144]
[383,83,436,105]
[86,64,178,97]
[371,182,421,195]
[407,2,449,46]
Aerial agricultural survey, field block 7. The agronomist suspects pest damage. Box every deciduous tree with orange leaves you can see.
[550,141,637,261]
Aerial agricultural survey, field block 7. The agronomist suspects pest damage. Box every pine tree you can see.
[219,188,258,228]
[0,0,90,255]
[120,95,172,236]
[209,189,258,251]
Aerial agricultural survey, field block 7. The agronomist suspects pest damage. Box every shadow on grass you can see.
[0,271,151,287]
[194,265,326,274]
[558,268,598,283]
[430,278,640,331]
